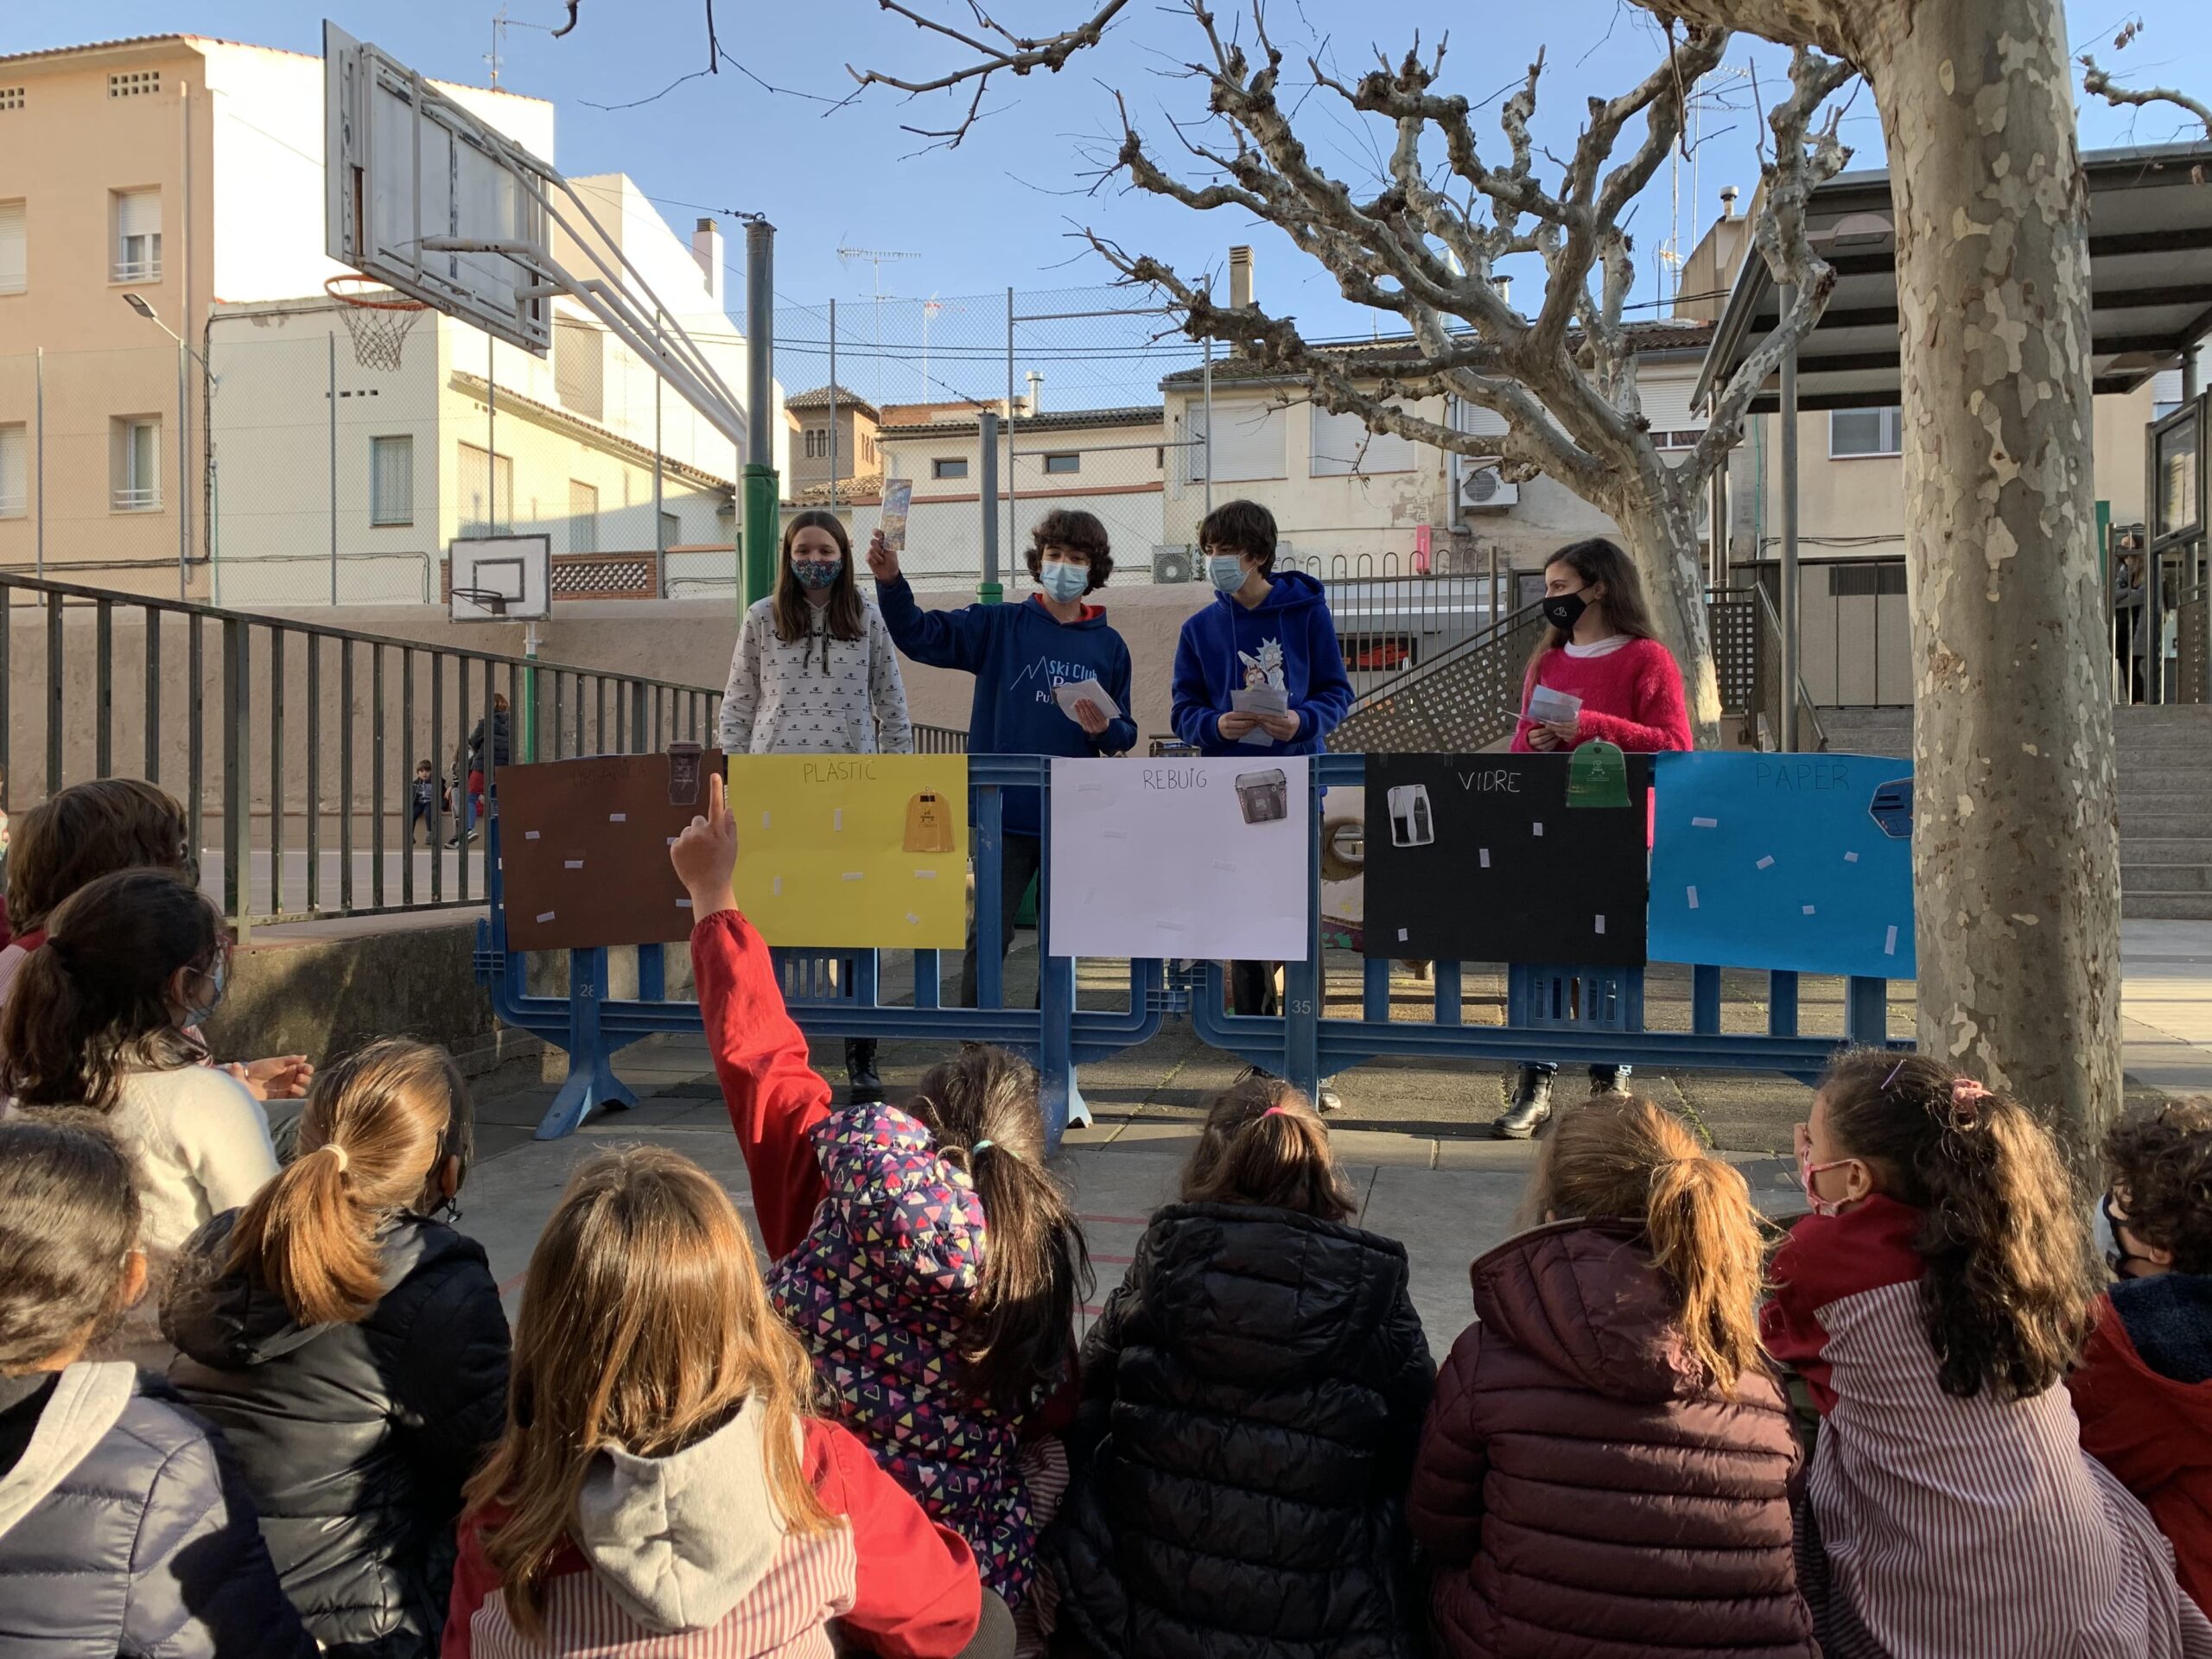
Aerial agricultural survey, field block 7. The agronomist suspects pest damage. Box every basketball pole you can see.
[742,220,779,607]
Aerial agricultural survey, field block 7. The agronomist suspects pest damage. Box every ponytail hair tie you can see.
[1262,1105,1289,1117]
[969,1138,995,1155]
[1948,1077,1991,1128]
[319,1143,350,1173]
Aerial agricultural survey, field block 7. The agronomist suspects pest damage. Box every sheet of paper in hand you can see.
[726,753,969,948]
[880,480,913,552]
[1052,677,1121,721]
[497,749,728,952]
[1230,685,1291,745]
[1049,756,1311,961]
[1526,684,1583,727]
[1648,751,1914,978]
[1363,751,1649,967]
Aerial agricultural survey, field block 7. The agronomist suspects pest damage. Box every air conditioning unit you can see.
[1457,460,1519,512]
[1152,545,1196,583]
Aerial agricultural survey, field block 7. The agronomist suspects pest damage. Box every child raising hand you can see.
[672,776,1089,1612]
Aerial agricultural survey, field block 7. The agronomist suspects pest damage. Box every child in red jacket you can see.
[2070,1100,2212,1612]
[670,776,1089,1611]
[446,1144,1001,1659]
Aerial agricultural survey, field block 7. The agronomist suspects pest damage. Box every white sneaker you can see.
[1317,1082,1344,1114]
[1065,1073,1095,1130]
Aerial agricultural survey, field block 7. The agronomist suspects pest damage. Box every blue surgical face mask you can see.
[183,953,228,1029]
[791,556,842,591]
[1039,561,1090,603]
[1207,554,1246,592]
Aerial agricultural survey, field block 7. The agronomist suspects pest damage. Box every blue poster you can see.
[1648,752,1915,979]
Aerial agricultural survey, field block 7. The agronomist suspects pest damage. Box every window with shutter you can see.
[1193,400,1287,482]
[370,435,413,526]
[0,424,24,518]
[0,201,23,295]
[111,416,160,511]
[113,189,161,281]
[1830,407,1903,458]
[555,320,604,419]
[458,442,513,537]
[569,480,599,554]
[1310,405,1417,476]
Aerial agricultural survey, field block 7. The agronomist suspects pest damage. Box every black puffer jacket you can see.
[163,1211,511,1659]
[1052,1201,1435,1659]
[0,1362,315,1658]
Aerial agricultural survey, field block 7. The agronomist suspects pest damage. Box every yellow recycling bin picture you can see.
[724,754,970,948]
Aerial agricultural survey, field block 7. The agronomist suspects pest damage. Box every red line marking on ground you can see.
[497,1268,529,1294]
[1090,1253,1133,1265]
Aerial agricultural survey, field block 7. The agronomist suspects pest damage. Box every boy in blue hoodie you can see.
[1171,499,1354,1108]
[869,507,1139,1009]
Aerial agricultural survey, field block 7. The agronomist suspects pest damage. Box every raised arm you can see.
[873,566,996,675]
[673,775,832,1260]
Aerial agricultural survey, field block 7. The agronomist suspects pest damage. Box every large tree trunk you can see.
[1613,479,1726,750]
[1862,0,2120,1150]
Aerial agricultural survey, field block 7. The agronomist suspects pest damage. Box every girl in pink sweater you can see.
[1495,537,1691,1140]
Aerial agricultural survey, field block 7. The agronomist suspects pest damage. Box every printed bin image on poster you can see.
[497,749,729,953]
[1647,751,1915,979]
[1363,752,1651,968]
[1048,755,1311,962]
[727,753,969,948]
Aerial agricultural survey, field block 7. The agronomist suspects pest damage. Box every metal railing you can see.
[0,572,721,930]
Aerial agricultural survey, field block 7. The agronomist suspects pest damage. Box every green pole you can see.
[743,219,779,607]
[520,620,540,762]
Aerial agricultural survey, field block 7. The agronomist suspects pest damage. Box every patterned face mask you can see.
[792,556,842,591]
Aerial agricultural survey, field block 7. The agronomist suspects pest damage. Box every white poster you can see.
[1048,756,1312,961]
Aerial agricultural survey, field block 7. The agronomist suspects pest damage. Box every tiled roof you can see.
[876,404,1163,439]
[787,474,886,507]
[787,384,880,416]
[1156,320,1715,387]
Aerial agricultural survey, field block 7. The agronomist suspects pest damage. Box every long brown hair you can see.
[772,510,864,645]
[1524,537,1662,679]
[223,1040,472,1327]
[462,1147,830,1637]
[906,1045,1090,1411]
[0,1111,142,1370]
[1528,1095,1767,1395]
[1180,1073,1358,1223]
[7,778,191,933]
[2,868,220,1111]
[1820,1049,2100,1400]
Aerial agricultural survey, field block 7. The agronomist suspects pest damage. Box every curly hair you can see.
[1819,1048,2100,1401]
[1025,508,1114,592]
[2103,1099,2212,1274]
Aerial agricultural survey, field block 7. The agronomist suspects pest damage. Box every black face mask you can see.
[2102,1191,2162,1279]
[1541,589,1590,633]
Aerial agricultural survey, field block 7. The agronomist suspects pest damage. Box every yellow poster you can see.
[726,754,969,948]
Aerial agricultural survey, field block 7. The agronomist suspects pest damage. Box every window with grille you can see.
[112,189,161,281]
[555,320,604,419]
[1827,562,1907,597]
[0,423,24,518]
[1042,453,1080,475]
[111,416,160,511]
[369,435,413,526]
[569,480,600,554]
[0,200,22,295]
[458,442,513,537]
[932,456,969,480]
[0,88,24,112]
[1830,407,1903,458]
[109,71,162,98]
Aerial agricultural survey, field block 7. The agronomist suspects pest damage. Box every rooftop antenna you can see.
[486,3,553,89]
[838,244,918,406]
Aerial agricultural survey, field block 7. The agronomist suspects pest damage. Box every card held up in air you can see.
[880,480,913,552]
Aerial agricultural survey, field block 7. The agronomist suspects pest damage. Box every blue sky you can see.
[21,0,2212,383]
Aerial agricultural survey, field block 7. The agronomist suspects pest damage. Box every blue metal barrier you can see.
[474,751,1910,1148]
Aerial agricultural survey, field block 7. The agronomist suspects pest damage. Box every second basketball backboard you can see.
[451,535,551,621]
[325,19,554,355]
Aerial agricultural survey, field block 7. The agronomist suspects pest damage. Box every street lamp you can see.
[121,291,216,601]
[121,291,218,384]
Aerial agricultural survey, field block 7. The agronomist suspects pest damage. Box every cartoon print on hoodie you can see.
[1171,569,1354,758]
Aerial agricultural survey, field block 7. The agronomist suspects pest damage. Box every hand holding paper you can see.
[1230,686,1291,746]
[1052,677,1122,723]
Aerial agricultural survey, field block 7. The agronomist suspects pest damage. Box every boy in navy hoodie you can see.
[869,507,1138,1009]
[1171,499,1354,1108]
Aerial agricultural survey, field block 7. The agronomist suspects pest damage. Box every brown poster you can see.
[497,749,727,952]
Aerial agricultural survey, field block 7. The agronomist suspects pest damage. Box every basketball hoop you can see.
[449,586,512,618]
[327,275,427,372]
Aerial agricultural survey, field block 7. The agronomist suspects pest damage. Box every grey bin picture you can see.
[1236,768,1290,825]
[1386,784,1434,848]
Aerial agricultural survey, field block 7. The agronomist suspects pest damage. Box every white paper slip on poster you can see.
[1049,756,1311,961]
[1051,678,1122,721]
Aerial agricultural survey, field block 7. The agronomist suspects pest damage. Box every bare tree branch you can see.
[843,0,1133,147]
[2080,54,2212,143]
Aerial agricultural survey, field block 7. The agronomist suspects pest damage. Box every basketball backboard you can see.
[450,534,552,621]
[325,20,554,355]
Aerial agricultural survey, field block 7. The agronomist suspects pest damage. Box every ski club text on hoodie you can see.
[1169,569,1354,757]
[875,575,1138,836]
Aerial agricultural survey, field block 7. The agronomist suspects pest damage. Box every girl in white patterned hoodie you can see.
[720,510,912,1102]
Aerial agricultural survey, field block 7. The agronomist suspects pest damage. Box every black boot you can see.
[846,1039,884,1104]
[1492,1066,1554,1140]
[1590,1064,1633,1096]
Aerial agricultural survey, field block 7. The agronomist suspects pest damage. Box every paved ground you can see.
[442,920,2212,1351]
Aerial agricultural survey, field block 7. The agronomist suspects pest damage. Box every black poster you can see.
[1363,752,1650,967]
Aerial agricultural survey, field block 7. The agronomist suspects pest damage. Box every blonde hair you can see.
[224,1039,470,1327]
[1180,1073,1357,1222]
[1528,1096,1768,1395]
[461,1147,830,1637]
